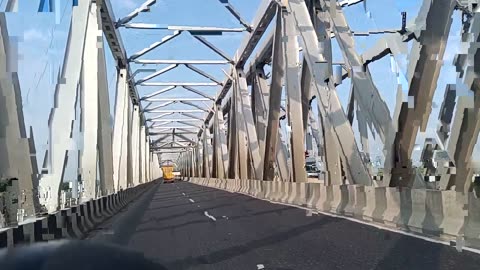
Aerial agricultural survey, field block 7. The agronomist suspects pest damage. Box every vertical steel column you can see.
[0,13,38,218]
[202,126,211,178]
[236,69,263,180]
[126,101,133,187]
[38,0,92,212]
[227,93,239,178]
[97,11,114,195]
[139,125,146,183]
[252,69,269,164]
[112,68,130,191]
[196,143,202,177]
[212,108,220,178]
[283,5,307,182]
[301,58,312,133]
[213,105,228,178]
[234,78,249,179]
[145,135,150,181]
[390,0,456,187]
[190,150,195,178]
[263,6,285,181]
[81,2,104,201]
[130,105,141,186]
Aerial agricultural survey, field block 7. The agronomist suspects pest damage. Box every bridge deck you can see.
[88,181,480,270]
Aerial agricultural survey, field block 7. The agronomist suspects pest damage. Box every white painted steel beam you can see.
[136,64,178,85]
[112,69,130,191]
[185,64,223,85]
[133,59,230,65]
[81,2,102,201]
[39,1,91,212]
[117,0,157,26]
[0,13,38,218]
[219,0,253,31]
[129,31,181,61]
[193,35,233,62]
[263,6,285,181]
[123,24,246,33]
[148,110,205,113]
[140,82,219,87]
[145,98,211,102]
[182,86,215,100]
[252,70,269,166]
[130,105,141,186]
[139,126,146,183]
[236,69,263,180]
[141,86,177,100]
[149,119,202,122]
[283,6,307,182]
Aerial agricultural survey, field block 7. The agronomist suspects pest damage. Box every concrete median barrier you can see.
[465,193,480,249]
[306,183,320,208]
[344,185,366,218]
[0,179,159,249]
[330,185,348,215]
[440,191,467,237]
[383,187,401,227]
[188,177,480,250]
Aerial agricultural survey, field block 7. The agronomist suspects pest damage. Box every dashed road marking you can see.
[204,211,217,221]
[189,199,195,203]
[182,192,186,196]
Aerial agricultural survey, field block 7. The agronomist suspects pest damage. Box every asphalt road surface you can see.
[88,181,480,270]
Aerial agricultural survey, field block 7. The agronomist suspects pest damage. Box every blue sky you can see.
[2,0,477,178]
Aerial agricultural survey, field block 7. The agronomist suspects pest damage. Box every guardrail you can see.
[0,179,159,249]
[188,177,480,250]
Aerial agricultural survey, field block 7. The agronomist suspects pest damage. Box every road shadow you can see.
[165,218,335,270]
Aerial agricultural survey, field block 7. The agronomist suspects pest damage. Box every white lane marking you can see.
[204,211,217,221]
[182,193,186,196]
[257,264,265,269]
[189,199,195,203]
[222,215,229,220]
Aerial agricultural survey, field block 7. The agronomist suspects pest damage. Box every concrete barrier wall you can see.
[189,177,480,250]
[0,179,159,249]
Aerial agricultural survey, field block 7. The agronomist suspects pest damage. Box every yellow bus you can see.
[162,165,175,183]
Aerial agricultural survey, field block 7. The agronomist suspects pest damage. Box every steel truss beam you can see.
[289,0,371,185]
[0,13,38,219]
[263,5,285,181]
[389,0,456,187]
[200,0,278,137]
[123,24,246,33]
[439,10,480,192]
[133,59,230,65]
[320,0,395,184]
[140,82,219,87]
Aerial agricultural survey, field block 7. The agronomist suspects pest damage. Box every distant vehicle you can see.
[305,161,321,178]
[173,171,181,180]
[162,166,175,183]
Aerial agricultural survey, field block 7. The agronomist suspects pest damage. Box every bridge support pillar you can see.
[0,13,39,219]
[39,0,94,212]
[112,68,130,191]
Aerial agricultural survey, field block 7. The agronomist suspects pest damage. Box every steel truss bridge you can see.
[1,0,480,269]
